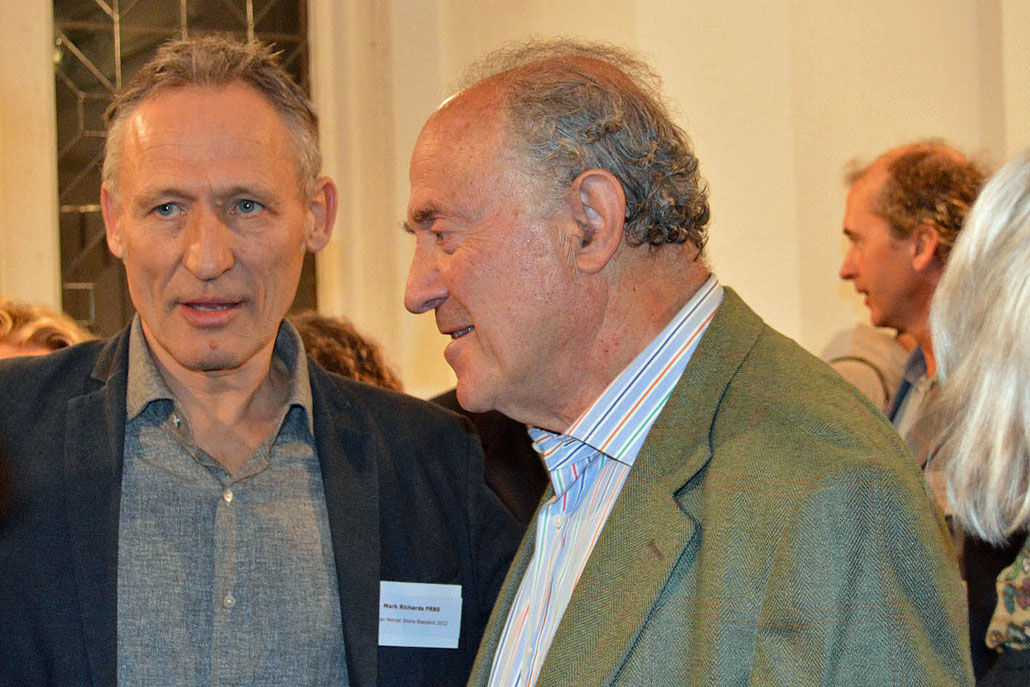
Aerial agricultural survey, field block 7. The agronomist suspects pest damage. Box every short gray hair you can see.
[930,150,1030,543]
[103,35,320,198]
[460,39,710,251]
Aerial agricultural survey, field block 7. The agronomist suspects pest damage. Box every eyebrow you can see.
[215,184,279,206]
[409,207,435,225]
[402,206,438,235]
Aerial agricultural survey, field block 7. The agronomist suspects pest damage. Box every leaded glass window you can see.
[53,0,313,335]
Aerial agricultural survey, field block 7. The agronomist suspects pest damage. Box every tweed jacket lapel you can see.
[63,331,131,686]
[469,288,764,686]
[308,365,381,687]
[468,506,542,686]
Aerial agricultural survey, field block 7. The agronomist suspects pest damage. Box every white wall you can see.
[0,1,60,306]
[3,2,1026,399]
[1001,0,1030,156]
[312,0,1021,398]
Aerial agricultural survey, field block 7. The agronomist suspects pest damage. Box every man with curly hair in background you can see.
[404,40,973,686]
[840,142,985,469]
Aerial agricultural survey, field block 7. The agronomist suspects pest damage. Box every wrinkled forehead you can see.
[411,87,517,190]
[112,82,307,195]
[421,82,509,152]
[849,162,890,210]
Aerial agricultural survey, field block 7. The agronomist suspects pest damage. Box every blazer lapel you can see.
[467,506,544,687]
[63,332,130,687]
[309,367,381,687]
[534,459,700,686]
[534,288,765,686]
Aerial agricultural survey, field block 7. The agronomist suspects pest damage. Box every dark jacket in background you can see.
[432,389,548,525]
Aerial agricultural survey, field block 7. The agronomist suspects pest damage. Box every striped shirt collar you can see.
[530,276,723,499]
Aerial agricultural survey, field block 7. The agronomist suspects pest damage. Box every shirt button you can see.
[222,593,236,609]
[524,645,533,658]
[222,488,233,504]
[553,513,566,529]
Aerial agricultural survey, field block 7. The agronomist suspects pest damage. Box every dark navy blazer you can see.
[0,327,521,687]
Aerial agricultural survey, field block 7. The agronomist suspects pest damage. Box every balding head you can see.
[848,141,985,263]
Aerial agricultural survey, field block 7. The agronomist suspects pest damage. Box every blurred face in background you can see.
[840,165,924,334]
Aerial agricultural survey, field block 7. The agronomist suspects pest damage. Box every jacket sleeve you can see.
[751,466,974,686]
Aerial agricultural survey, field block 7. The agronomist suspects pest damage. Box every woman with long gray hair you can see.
[930,150,1030,686]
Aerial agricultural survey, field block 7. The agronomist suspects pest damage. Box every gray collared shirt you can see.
[117,318,348,686]
[892,346,939,468]
[892,345,950,521]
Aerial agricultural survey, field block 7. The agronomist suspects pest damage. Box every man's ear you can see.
[911,223,941,272]
[100,184,125,259]
[568,168,626,274]
[305,176,338,253]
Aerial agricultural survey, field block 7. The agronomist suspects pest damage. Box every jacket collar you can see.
[306,362,380,687]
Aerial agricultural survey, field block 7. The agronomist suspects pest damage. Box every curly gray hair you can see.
[460,39,710,251]
[103,35,321,199]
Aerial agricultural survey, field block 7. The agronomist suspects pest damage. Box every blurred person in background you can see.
[840,142,984,465]
[930,150,1030,686]
[840,142,985,523]
[290,311,403,391]
[820,323,914,412]
[0,297,93,359]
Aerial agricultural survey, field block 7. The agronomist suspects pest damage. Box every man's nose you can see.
[183,208,235,280]
[839,247,857,280]
[404,243,448,314]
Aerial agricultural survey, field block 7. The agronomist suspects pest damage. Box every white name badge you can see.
[378,581,462,649]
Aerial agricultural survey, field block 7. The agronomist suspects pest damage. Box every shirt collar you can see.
[902,345,929,384]
[530,275,723,496]
[125,316,315,435]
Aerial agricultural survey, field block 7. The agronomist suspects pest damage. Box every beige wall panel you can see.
[788,1,990,353]
[0,2,60,306]
[640,0,803,344]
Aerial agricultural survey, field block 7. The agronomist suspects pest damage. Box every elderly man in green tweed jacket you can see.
[402,38,973,687]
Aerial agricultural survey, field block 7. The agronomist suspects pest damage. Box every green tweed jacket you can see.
[468,288,973,686]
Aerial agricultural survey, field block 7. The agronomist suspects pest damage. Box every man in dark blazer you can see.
[402,39,974,685]
[432,388,547,525]
[0,36,519,687]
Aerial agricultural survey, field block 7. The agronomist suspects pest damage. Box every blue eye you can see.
[154,203,181,218]
[235,199,262,215]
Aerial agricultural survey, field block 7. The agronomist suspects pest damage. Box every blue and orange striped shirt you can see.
[486,276,723,687]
